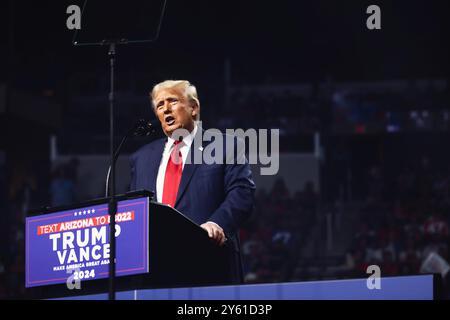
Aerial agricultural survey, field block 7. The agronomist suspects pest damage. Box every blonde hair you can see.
[150,80,200,120]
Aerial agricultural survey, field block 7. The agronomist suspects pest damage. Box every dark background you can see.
[2,1,449,91]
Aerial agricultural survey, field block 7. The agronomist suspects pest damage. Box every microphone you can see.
[105,119,160,196]
[133,119,161,137]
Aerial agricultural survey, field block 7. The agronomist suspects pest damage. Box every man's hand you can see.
[200,221,226,246]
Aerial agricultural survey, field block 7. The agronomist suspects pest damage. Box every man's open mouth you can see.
[165,115,175,126]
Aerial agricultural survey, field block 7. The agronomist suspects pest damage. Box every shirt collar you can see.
[167,123,198,149]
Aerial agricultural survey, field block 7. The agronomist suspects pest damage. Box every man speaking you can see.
[129,80,255,283]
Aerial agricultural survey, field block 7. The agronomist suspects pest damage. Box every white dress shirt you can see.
[156,125,198,203]
[155,124,224,233]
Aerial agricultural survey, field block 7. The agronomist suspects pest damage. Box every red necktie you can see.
[162,140,183,207]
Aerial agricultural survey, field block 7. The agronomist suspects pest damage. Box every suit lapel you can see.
[175,128,206,207]
[147,138,166,195]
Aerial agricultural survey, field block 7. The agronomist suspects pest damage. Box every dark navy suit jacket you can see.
[129,129,256,283]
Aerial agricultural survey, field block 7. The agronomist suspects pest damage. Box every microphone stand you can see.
[88,39,131,300]
[107,41,118,301]
[104,117,158,299]
[72,0,167,300]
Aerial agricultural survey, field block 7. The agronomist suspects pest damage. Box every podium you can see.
[25,190,234,299]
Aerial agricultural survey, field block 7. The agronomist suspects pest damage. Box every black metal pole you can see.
[108,43,117,301]
[71,1,167,300]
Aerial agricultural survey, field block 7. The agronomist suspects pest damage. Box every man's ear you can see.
[191,102,199,118]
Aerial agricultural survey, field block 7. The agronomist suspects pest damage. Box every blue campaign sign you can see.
[26,198,149,287]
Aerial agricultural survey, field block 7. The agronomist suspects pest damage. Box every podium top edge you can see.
[27,190,154,217]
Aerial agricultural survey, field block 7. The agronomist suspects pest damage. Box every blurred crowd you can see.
[240,179,318,283]
[214,91,324,136]
[239,154,450,297]
[0,158,79,298]
[332,83,450,133]
[346,157,450,281]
